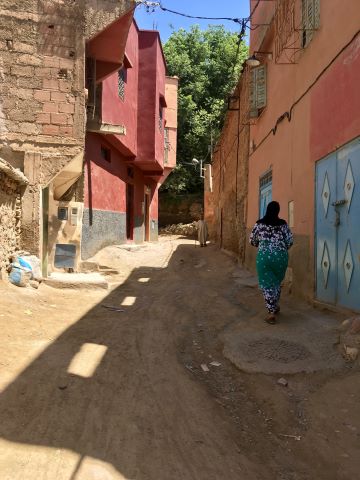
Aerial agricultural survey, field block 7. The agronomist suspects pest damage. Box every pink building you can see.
[82,21,178,259]
[246,0,360,309]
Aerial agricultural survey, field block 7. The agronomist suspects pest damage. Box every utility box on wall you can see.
[47,185,84,273]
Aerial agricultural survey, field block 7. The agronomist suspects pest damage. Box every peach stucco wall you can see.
[248,0,360,234]
[246,0,360,298]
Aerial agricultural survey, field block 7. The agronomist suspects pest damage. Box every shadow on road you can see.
[0,245,189,479]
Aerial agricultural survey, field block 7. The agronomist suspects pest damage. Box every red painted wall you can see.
[101,22,139,157]
[85,133,159,221]
[137,30,165,172]
[85,133,127,211]
[310,36,360,162]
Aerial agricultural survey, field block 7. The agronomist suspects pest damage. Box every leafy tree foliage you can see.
[162,25,248,193]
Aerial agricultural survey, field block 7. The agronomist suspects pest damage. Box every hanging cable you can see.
[136,0,263,27]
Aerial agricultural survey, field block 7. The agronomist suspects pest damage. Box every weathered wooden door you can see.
[316,137,360,310]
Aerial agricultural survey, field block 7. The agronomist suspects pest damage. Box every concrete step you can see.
[44,272,109,290]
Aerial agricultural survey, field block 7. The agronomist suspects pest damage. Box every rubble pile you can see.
[160,222,198,237]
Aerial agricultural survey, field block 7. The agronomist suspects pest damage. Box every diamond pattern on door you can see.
[343,241,354,292]
[344,161,355,211]
[321,172,331,217]
[321,241,331,287]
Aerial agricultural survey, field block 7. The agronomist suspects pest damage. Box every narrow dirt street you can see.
[0,237,359,480]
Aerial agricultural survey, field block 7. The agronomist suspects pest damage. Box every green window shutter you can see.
[250,65,267,117]
[250,67,257,116]
[314,0,320,28]
[256,65,267,110]
[302,0,320,47]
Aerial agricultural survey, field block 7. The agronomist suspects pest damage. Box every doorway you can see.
[41,187,49,277]
[126,184,134,240]
[315,137,360,311]
[144,193,150,241]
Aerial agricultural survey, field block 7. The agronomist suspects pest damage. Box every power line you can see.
[136,0,262,26]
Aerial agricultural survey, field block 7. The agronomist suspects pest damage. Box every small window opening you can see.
[101,146,111,163]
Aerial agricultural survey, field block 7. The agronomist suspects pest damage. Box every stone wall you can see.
[205,70,250,262]
[0,171,21,272]
[0,0,134,257]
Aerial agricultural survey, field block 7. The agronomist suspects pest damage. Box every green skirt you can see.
[256,248,288,290]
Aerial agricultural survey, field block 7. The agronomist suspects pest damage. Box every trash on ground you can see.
[8,255,33,287]
[277,377,288,387]
[201,363,210,372]
[102,305,125,312]
[210,361,221,367]
[279,434,301,441]
[24,310,32,316]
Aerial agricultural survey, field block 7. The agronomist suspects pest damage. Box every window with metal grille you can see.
[302,0,320,48]
[259,170,272,217]
[250,65,267,118]
[118,67,127,100]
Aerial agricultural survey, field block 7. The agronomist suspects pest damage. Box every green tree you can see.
[162,25,248,193]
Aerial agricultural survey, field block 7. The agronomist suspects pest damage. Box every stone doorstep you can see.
[44,272,109,290]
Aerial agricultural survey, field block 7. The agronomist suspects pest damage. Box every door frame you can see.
[126,183,134,241]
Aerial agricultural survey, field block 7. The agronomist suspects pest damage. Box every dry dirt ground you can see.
[0,237,359,480]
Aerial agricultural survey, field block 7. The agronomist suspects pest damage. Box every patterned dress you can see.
[250,221,293,313]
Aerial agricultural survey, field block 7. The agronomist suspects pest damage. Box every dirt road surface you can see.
[0,237,359,480]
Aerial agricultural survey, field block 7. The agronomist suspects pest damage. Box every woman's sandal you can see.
[265,314,276,324]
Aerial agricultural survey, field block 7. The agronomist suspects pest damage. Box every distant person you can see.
[250,201,293,324]
[197,218,208,247]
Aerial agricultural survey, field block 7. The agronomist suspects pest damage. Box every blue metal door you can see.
[316,137,360,310]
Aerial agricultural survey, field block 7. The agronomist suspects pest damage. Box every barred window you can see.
[302,0,320,48]
[118,67,127,101]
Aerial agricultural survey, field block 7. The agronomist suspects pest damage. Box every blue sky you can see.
[134,0,250,43]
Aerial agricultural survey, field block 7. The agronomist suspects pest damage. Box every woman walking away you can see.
[250,201,293,324]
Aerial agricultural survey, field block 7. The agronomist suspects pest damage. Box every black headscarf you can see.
[257,201,286,226]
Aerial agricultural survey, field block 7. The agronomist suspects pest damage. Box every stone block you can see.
[18,76,42,89]
[42,124,60,135]
[43,79,59,90]
[59,126,74,135]
[59,103,74,114]
[51,113,67,125]
[10,88,34,100]
[17,54,42,66]
[59,79,71,92]
[18,122,40,135]
[51,91,67,102]
[34,90,51,102]
[13,42,36,54]
[11,65,34,77]
[34,67,52,78]
[59,58,75,70]
[43,56,60,68]
[36,113,51,124]
[42,102,58,113]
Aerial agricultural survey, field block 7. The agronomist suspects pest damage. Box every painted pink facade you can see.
[246,0,360,303]
[82,20,178,259]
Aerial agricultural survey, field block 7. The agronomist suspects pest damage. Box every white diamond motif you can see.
[344,161,355,211]
[321,242,331,288]
[343,241,354,292]
[321,172,331,217]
